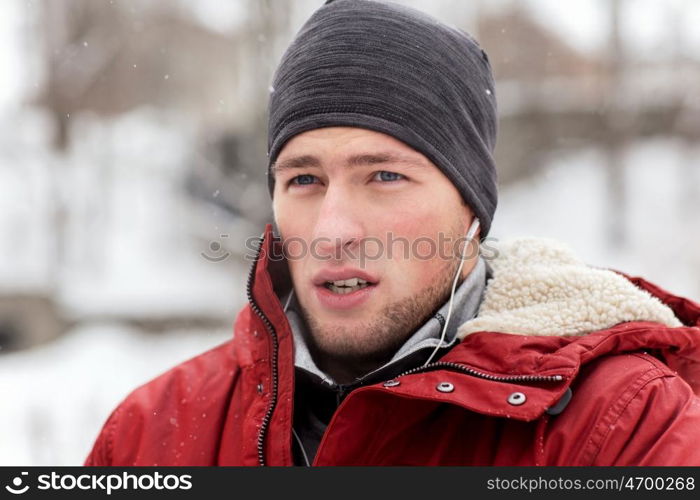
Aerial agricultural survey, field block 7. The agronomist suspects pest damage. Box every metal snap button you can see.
[256,383,264,394]
[436,382,454,393]
[383,379,400,387]
[507,392,527,406]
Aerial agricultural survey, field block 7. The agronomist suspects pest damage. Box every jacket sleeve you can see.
[590,370,700,465]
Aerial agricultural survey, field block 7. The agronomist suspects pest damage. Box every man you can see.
[85,0,700,466]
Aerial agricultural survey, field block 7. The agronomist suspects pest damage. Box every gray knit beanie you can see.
[267,0,498,237]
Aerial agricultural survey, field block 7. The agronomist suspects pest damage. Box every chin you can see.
[311,323,381,352]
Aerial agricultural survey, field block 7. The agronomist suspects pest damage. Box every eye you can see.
[288,174,319,186]
[373,171,406,182]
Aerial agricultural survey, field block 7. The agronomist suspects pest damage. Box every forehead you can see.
[279,127,409,150]
[272,127,433,174]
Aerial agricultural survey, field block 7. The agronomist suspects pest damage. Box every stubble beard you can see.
[298,251,462,380]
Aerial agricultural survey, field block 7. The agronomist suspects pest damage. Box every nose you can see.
[311,184,365,261]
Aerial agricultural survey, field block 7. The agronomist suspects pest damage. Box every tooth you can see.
[328,282,371,294]
[328,278,370,287]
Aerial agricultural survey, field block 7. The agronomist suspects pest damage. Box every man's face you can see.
[272,127,478,379]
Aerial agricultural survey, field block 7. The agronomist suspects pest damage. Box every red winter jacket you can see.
[85,224,700,466]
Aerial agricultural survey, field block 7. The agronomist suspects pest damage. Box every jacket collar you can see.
[247,224,700,395]
[445,237,700,395]
[457,237,683,339]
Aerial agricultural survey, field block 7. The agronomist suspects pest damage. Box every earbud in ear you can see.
[465,217,480,241]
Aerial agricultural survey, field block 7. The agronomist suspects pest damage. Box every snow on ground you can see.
[0,322,230,465]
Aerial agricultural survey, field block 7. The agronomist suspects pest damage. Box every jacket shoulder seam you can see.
[581,354,670,465]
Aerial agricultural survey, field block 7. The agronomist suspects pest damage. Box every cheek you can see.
[373,206,433,242]
[274,201,312,281]
[380,206,457,262]
[378,218,458,297]
[383,255,451,304]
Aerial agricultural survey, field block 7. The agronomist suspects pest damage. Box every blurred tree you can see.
[604,0,628,248]
[38,0,246,151]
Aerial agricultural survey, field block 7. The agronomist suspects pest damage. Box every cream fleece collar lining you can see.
[456,238,682,340]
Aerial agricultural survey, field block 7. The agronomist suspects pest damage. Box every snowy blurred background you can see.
[0,0,698,465]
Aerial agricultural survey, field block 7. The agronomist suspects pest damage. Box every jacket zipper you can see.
[393,361,565,384]
[245,234,279,467]
[247,232,564,465]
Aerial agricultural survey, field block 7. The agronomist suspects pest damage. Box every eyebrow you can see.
[271,152,427,175]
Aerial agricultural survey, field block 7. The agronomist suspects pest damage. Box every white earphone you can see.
[422,217,480,366]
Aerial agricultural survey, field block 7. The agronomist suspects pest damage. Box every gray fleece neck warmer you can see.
[266,0,499,237]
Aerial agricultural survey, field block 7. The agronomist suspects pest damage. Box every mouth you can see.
[312,270,380,309]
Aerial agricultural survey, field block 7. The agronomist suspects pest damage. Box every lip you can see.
[311,267,380,311]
